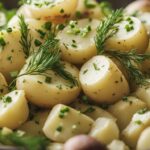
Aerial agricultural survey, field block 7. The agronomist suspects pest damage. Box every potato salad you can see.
[0,0,150,150]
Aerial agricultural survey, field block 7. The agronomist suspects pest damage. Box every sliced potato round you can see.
[0,90,29,129]
[16,61,81,108]
[0,29,26,81]
[137,127,150,150]
[79,55,129,104]
[105,16,149,53]
[24,0,78,23]
[125,0,150,15]
[57,19,100,64]
[89,117,119,145]
[0,12,6,27]
[19,110,49,136]
[0,73,8,96]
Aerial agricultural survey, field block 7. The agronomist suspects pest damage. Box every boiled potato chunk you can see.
[8,16,52,50]
[105,16,149,53]
[89,117,119,144]
[0,29,26,81]
[137,127,150,150]
[71,99,115,120]
[25,0,78,23]
[0,90,29,129]
[79,55,129,104]
[0,73,8,96]
[107,140,129,150]
[108,96,146,130]
[57,19,99,64]
[0,12,6,27]
[125,0,150,15]
[134,79,150,108]
[19,110,49,136]
[17,61,81,108]
[43,104,94,142]
[122,110,150,148]
[47,143,63,150]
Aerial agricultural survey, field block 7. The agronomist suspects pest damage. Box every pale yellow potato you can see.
[122,110,150,148]
[0,90,29,129]
[105,16,149,54]
[79,55,129,104]
[43,104,94,142]
[108,96,146,130]
[125,0,150,15]
[0,73,8,96]
[0,29,26,81]
[137,127,150,150]
[89,117,119,145]
[57,19,99,64]
[134,79,150,108]
[8,16,52,51]
[0,12,6,27]
[17,61,81,108]
[19,110,49,136]
[47,143,63,150]
[71,99,116,120]
[24,0,78,23]
[75,0,104,19]
[107,140,129,150]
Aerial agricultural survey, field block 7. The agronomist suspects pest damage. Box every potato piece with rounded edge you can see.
[137,127,150,150]
[79,55,129,104]
[89,117,119,145]
[0,12,6,27]
[105,16,149,54]
[107,140,130,150]
[43,104,94,143]
[47,143,63,150]
[0,29,26,81]
[17,61,81,108]
[0,90,29,129]
[57,19,99,64]
[8,16,52,51]
[122,110,150,148]
[0,73,8,96]
[125,0,150,15]
[71,99,116,120]
[108,96,147,130]
[134,79,150,108]
[19,110,49,136]
[24,0,78,23]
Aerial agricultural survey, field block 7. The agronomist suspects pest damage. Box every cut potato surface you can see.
[122,110,150,148]
[0,29,26,81]
[79,55,129,104]
[0,90,29,129]
[108,96,147,130]
[0,12,6,27]
[105,16,149,53]
[107,140,129,150]
[43,104,94,142]
[0,73,8,96]
[24,0,78,23]
[89,117,119,145]
[17,61,81,108]
[19,110,49,136]
[47,143,64,150]
[137,127,150,150]
[57,19,100,64]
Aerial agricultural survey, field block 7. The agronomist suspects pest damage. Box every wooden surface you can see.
[1,0,134,9]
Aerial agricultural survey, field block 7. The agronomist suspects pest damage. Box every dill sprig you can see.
[95,9,123,54]
[18,33,78,86]
[106,50,150,85]
[0,130,49,150]
[19,15,32,57]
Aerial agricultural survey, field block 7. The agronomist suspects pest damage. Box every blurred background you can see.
[1,0,134,9]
